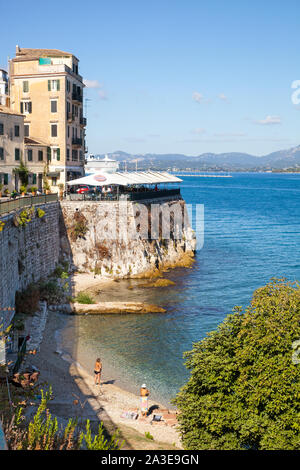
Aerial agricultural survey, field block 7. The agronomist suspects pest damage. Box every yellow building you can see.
[0,105,24,191]
[9,46,86,191]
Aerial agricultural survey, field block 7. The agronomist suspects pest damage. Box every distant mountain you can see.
[93,145,300,171]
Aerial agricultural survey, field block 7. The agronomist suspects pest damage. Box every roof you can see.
[67,171,182,187]
[0,105,23,117]
[24,136,48,146]
[13,47,78,62]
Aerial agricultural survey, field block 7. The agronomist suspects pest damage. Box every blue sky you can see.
[2,0,300,156]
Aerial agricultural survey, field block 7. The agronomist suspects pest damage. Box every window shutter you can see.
[57,80,60,91]
[4,174,8,185]
[33,174,37,184]
[47,147,51,162]
[48,80,51,91]
[57,148,60,161]
[20,102,24,114]
[29,102,32,113]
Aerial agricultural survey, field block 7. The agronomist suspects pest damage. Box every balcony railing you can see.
[72,93,83,103]
[80,117,87,126]
[0,193,58,216]
[66,188,181,202]
[72,138,83,146]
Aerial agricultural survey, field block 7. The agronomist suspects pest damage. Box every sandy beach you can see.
[28,307,183,450]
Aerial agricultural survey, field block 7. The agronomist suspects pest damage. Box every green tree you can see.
[174,279,300,450]
[13,160,29,186]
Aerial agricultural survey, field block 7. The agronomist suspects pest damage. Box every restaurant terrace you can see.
[66,170,183,201]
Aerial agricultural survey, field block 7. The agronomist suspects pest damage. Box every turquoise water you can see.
[60,173,300,406]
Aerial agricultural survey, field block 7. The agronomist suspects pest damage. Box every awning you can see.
[67,171,182,187]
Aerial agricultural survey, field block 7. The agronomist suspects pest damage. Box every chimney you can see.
[16,45,20,54]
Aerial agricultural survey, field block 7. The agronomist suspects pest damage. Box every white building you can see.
[0,69,8,106]
[85,154,119,174]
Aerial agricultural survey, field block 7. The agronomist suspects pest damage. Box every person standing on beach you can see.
[94,358,102,385]
[140,384,150,416]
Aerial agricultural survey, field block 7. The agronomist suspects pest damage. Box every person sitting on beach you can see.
[140,383,150,416]
[94,358,102,385]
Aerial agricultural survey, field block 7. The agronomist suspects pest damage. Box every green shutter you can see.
[23,81,29,92]
[48,80,51,91]
[4,174,8,185]
[47,147,51,162]
[29,102,32,113]
[57,80,60,91]
[20,102,23,114]
[57,148,60,161]
[33,174,37,184]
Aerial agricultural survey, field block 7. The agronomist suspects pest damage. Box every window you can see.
[27,149,33,161]
[67,148,70,161]
[38,150,43,161]
[0,123,3,135]
[4,174,8,185]
[72,149,78,161]
[24,124,29,137]
[52,148,60,161]
[51,100,57,113]
[67,126,70,138]
[52,177,57,186]
[20,101,32,114]
[32,174,37,185]
[51,124,57,137]
[23,81,29,93]
[15,125,20,137]
[47,147,51,162]
[0,147,4,160]
[15,148,20,161]
[67,80,70,92]
[48,79,60,91]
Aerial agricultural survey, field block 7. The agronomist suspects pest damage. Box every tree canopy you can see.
[174,279,300,450]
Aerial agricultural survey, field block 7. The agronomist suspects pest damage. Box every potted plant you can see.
[31,186,37,196]
[20,185,27,197]
[4,188,9,197]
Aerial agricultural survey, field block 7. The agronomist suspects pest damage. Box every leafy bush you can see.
[69,211,89,241]
[15,285,40,315]
[36,208,45,218]
[174,279,300,450]
[39,280,64,304]
[3,388,122,450]
[75,292,96,304]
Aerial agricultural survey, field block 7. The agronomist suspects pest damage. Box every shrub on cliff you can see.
[15,285,40,315]
[4,387,122,450]
[174,279,300,450]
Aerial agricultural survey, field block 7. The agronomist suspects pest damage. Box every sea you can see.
[59,172,300,407]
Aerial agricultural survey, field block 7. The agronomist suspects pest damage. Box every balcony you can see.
[72,138,83,147]
[72,92,83,103]
[80,117,87,126]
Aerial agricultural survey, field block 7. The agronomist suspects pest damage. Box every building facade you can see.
[9,46,86,191]
[0,105,24,191]
[0,69,9,106]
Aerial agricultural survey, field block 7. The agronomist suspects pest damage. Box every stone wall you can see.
[60,197,196,278]
[0,202,60,328]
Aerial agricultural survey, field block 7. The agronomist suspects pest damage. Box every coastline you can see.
[28,308,182,450]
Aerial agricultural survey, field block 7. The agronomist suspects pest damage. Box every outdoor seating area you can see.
[66,170,182,201]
